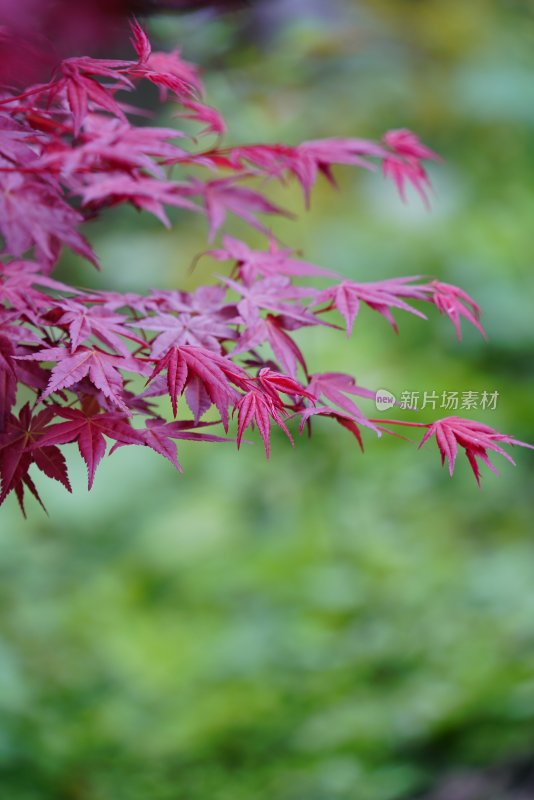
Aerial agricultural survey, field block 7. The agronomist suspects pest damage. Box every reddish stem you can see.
[368,418,430,428]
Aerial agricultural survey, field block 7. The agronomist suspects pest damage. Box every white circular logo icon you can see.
[375,389,396,411]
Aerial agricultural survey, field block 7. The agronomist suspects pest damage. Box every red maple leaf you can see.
[81,174,201,225]
[234,388,293,458]
[314,277,429,335]
[210,236,337,282]
[419,416,534,485]
[19,346,146,412]
[48,299,146,355]
[131,311,230,357]
[425,281,486,340]
[0,259,74,313]
[130,43,202,100]
[175,99,226,137]
[382,129,441,207]
[146,344,245,425]
[0,404,71,513]
[134,417,232,472]
[256,367,314,404]
[191,177,292,241]
[222,274,319,324]
[37,116,187,179]
[298,405,366,451]
[231,310,310,378]
[0,171,97,267]
[200,138,385,204]
[307,372,378,430]
[39,403,142,489]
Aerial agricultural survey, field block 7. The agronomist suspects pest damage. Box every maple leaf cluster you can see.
[0,20,531,514]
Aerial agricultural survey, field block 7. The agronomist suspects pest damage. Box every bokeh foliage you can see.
[1,2,533,798]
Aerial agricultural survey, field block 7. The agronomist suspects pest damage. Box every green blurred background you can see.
[1,1,533,798]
